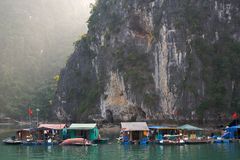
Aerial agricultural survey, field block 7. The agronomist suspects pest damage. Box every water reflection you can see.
[0,139,240,160]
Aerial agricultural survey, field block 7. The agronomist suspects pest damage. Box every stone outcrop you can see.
[53,0,240,122]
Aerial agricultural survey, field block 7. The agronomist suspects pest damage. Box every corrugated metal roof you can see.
[121,122,149,131]
[38,124,66,130]
[68,123,97,130]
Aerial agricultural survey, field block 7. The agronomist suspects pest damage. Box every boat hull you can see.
[185,140,212,144]
[2,139,22,145]
[60,138,95,146]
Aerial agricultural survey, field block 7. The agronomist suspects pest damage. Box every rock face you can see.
[54,0,240,122]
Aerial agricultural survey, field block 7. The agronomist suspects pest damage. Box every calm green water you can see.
[1,140,240,160]
[1,126,240,160]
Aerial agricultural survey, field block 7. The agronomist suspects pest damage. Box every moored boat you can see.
[60,138,96,146]
[2,128,36,145]
[158,139,185,145]
[22,139,60,145]
[2,137,22,145]
[157,135,185,145]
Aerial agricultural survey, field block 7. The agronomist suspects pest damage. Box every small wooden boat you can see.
[157,135,185,145]
[2,138,22,145]
[60,138,96,146]
[21,138,60,146]
[22,140,60,146]
[158,139,185,145]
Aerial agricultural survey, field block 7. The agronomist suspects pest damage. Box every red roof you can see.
[38,124,66,130]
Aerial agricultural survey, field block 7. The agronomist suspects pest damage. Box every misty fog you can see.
[0,0,95,119]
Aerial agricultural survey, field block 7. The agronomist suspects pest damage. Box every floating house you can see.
[2,128,36,145]
[120,122,149,144]
[37,124,66,141]
[177,124,203,139]
[148,126,179,141]
[67,123,99,141]
[16,128,36,141]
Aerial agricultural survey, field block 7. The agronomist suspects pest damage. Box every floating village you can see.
[2,119,240,146]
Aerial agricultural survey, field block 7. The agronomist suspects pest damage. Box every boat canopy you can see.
[121,122,149,131]
[225,125,240,139]
[38,124,66,130]
[226,125,240,131]
[177,124,203,131]
[68,123,97,130]
[230,125,240,128]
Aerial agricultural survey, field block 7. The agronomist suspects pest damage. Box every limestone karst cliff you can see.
[53,0,240,122]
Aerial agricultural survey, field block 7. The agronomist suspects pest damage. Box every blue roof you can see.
[226,125,240,132]
[148,126,175,129]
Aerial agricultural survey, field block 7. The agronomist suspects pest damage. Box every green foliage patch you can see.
[194,36,240,115]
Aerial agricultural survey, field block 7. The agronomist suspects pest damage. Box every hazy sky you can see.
[0,0,96,53]
[0,0,96,76]
[0,0,97,115]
